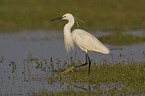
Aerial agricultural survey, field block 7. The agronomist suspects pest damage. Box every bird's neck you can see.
[63,18,75,52]
[64,18,74,32]
[63,18,74,42]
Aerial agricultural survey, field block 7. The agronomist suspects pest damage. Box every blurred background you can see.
[1,0,145,32]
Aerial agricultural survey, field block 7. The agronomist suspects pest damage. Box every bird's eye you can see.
[63,16,66,18]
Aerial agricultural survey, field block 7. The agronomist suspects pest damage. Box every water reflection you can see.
[61,80,124,92]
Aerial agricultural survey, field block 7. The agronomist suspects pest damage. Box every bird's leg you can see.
[87,53,91,74]
[74,53,91,74]
[74,52,88,69]
[61,52,90,74]
[60,66,74,74]
[61,52,88,74]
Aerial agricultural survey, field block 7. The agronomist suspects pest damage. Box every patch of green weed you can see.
[99,33,145,46]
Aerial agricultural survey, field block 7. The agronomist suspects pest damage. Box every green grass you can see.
[42,62,145,95]
[30,62,145,95]
[60,63,145,85]
[1,0,145,32]
[98,33,145,46]
[32,90,144,96]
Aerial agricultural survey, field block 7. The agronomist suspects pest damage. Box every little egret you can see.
[51,13,109,74]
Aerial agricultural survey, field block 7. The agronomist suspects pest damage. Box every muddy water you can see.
[0,30,145,95]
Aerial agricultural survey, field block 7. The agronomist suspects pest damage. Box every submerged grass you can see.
[44,61,145,95]
[7,51,145,95]
[31,63,145,95]
[1,0,145,32]
[66,64,144,84]
[32,90,144,96]
[98,33,145,46]
[5,50,144,95]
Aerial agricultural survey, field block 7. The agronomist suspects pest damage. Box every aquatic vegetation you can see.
[99,33,145,46]
[1,47,145,95]
[26,54,144,95]
[9,60,16,74]
[29,61,145,95]
[0,56,4,63]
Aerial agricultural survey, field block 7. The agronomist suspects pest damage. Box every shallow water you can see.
[0,30,145,95]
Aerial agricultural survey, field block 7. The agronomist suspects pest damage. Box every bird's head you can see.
[51,13,73,21]
[62,13,73,20]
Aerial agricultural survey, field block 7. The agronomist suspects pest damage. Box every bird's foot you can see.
[61,67,74,74]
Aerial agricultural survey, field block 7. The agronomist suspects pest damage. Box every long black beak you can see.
[51,17,63,21]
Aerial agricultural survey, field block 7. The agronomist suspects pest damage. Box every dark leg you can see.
[74,52,91,74]
[74,52,88,69]
[61,52,92,74]
[87,53,91,74]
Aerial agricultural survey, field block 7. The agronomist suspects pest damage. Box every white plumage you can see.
[72,29,109,54]
[61,13,109,54]
[51,13,110,74]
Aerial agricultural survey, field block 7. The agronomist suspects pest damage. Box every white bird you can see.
[51,13,109,74]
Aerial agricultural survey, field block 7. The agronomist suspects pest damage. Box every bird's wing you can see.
[72,29,109,54]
